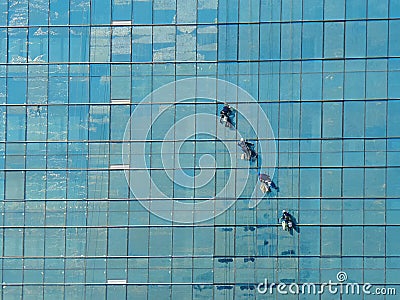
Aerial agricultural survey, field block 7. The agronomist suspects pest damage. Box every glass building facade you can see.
[1,0,400,299]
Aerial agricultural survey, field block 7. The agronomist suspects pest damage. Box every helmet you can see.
[240,138,244,142]
[282,210,286,214]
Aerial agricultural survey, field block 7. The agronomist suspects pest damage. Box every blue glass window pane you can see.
[49,0,69,25]
[344,102,364,137]
[239,0,259,22]
[281,23,301,59]
[49,27,69,62]
[259,24,280,60]
[218,25,238,61]
[70,0,90,24]
[153,0,176,24]
[390,0,400,17]
[70,27,89,62]
[218,0,238,22]
[389,21,400,56]
[345,21,366,58]
[324,0,345,20]
[367,21,388,57]
[303,0,323,20]
[90,0,110,24]
[346,0,367,19]
[302,22,323,58]
[324,22,344,58]
[8,0,28,26]
[198,0,217,23]
[132,27,152,62]
[300,102,321,138]
[344,71,365,100]
[112,0,132,21]
[0,2,7,25]
[29,0,49,25]
[368,0,388,18]
[132,0,153,24]
[281,0,302,21]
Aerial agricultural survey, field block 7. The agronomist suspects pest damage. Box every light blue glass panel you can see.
[343,168,364,197]
[4,228,23,256]
[112,0,132,20]
[390,0,400,17]
[345,0,367,19]
[281,0,302,21]
[302,22,323,58]
[367,21,388,57]
[388,168,400,197]
[91,0,111,23]
[321,227,341,255]
[303,0,323,20]
[300,102,321,138]
[365,168,386,197]
[7,77,27,105]
[108,228,128,256]
[90,27,111,62]
[49,0,69,25]
[47,106,67,140]
[68,105,89,140]
[344,102,364,137]
[90,66,110,103]
[197,25,217,61]
[0,2,7,25]
[218,25,238,61]
[153,0,176,24]
[281,23,301,59]
[176,26,196,61]
[70,0,90,24]
[344,71,365,100]
[342,227,363,255]
[364,227,385,255]
[88,171,109,199]
[324,22,344,58]
[46,171,67,199]
[29,0,49,25]
[368,0,388,18]
[133,0,153,24]
[70,27,89,62]
[3,286,22,299]
[173,227,193,256]
[86,228,107,256]
[388,101,400,136]
[218,0,238,22]
[280,73,300,101]
[345,21,366,58]
[49,27,69,62]
[324,0,345,19]
[259,24,280,60]
[322,102,342,138]
[365,101,386,137]
[111,105,130,139]
[323,72,343,100]
[198,0,217,23]
[322,169,342,197]
[8,0,28,26]
[7,106,26,141]
[301,73,322,100]
[112,26,131,62]
[107,286,127,299]
[239,0,259,22]
[300,168,320,197]
[149,228,172,256]
[389,21,400,56]
[89,106,110,140]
